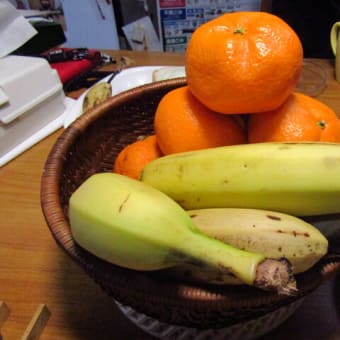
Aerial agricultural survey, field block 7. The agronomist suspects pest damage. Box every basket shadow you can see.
[333,272,340,318]
[260,272,340,340]
[58,253,153,339]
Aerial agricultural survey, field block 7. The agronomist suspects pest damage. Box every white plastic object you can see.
[0,55,66,162]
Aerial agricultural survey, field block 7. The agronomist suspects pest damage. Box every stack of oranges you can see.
[114,11,340,180]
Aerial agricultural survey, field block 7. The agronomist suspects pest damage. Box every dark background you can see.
[272,0,340,58]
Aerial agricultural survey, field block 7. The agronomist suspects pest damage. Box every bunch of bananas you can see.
[68,142,339,295]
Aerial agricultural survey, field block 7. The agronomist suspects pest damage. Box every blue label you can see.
[160,8,186,20]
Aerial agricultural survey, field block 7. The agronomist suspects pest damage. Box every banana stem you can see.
[176,231,297,295]
[255,258,297,295]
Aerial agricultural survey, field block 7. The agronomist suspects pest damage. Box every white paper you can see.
[0,0,37,58]
[122,16,162,52]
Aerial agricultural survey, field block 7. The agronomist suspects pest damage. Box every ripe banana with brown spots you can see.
[164,208,328,285]
[189,208,328,274]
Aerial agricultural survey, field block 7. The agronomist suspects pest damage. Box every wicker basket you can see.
[41,78,340,334]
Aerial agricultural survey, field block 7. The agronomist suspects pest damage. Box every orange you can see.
[154,86,246,155]
[185,11,303,114]
[248,92,340,143]
[113,135,163,179]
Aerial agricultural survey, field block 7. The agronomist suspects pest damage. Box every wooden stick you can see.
[21,304,51,340]
[0,301,10,330]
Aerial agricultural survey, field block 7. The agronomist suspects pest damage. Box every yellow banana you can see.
[188,208,328,274]
[82,82,111,112]
[141,142,340,216]
[69,173,296,294]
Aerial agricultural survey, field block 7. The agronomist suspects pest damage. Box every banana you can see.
[164,208,328,285]
[82,82,111,112]
[188,208,328,274]
[140,142,340,216]
[69,172,296,294]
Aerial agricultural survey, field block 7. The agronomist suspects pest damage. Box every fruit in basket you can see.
[165,207,328,285]
[113,135,162,179]
[82,82,112,112]
[154,86,246,155]
[248,92,340,143]
[188,208,328,274]
[141,142,340,216]
[185,11,303,114]
[69,172,296,294]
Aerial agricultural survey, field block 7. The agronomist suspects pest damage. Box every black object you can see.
[13,20,66,56]
[43,48,101,63]
[272,0,340,58]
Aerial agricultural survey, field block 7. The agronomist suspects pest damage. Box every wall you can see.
[60,0,119,50]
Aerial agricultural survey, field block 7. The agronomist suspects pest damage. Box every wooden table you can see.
[1,51,340,340]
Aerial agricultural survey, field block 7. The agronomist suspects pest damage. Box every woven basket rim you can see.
[40,78,340,328]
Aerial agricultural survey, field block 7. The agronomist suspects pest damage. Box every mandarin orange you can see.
[185,11,303,114]
[113,135,163,179]
[154,86,246,155]
[248,92,340,143]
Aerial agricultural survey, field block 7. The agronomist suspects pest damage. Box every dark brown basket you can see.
[40,78,340,329]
